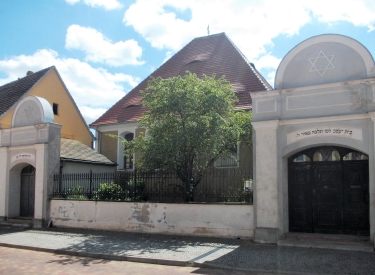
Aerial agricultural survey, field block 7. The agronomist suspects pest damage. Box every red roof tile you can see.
[90,33,272,127]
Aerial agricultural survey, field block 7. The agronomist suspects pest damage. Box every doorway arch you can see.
[288,146,369,235]
[20,165,36,218]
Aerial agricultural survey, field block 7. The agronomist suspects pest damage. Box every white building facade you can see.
[252,34,375,246]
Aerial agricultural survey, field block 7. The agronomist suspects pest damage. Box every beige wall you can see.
[50,200,254,238]
[62,162,116,173]
[0,69,92,147]
[100,131,118,163]
[239,142,253,170]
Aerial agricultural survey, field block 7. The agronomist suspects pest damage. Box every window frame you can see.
[214,143,239,168]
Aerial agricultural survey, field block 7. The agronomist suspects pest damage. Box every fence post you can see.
[89,169,93,199]
[58,173,62,195]
[134,169,137,200]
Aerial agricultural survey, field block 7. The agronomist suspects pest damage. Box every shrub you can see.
[94,182,125,201]
[127,179,148,201]
[66,185,87,200]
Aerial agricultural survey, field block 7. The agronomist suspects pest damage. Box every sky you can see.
[0,0,374,125]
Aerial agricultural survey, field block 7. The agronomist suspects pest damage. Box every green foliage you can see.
[121,72,253,202]
[65,185,87,200]
[222,187,252,203]
[94,182,124,201]
[127,179,148,201]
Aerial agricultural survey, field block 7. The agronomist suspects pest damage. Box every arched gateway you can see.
[251,34,375,246]
[0,96,61,227]
[289,146,369,235]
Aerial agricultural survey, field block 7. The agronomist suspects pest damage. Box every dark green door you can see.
[20,165,35,217]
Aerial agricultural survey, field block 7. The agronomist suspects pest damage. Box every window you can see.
[53,103,58,115]
[292,154,311,162]
[343,151,368,161]
[313,147,340,161]
[123,133,134,169]
[215,144,238,167]
[290,146,369,163]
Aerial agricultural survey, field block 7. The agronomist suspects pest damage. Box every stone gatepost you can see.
[252,120,280,243]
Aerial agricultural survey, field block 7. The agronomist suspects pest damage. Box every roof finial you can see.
[207,25,210,36]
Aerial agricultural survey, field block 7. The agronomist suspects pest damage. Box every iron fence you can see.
[53,169,253,204]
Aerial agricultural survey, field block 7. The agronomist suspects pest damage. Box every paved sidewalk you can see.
[0,227,374,275]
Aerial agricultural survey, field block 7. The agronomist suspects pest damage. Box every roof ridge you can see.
[0,66,53,89]
[192,32,226,41]
[90,33,271,127]
[224,35,272,91]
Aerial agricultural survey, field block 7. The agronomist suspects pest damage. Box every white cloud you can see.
[162,51,173,64]
[266,71,276,88]
[65,0,80,4]
[0,49,140,124]
[253,53,282,71]
[123,0,375,66]
[309,0,375,31]
[78,106,107,124]
[65,25,144,67]
[65,0,123,10]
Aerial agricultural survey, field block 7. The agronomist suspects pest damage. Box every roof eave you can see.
[60,157,117,166]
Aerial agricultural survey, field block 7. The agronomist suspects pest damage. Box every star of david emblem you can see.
[24,105,34,120]
[308,50,335,76]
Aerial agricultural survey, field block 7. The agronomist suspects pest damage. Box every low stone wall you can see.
[50,200,254,238]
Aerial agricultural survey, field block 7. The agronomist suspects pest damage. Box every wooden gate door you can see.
[313,162,343,233]
[20,165,35,217]
[289,147,369,235]
[342,160,369,235]
[288,161,313,232]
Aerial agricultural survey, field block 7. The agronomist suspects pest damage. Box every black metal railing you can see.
[53,169,253,204]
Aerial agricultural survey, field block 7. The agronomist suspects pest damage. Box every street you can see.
[0,247,275,275]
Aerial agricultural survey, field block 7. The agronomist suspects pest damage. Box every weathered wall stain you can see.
[57,202,76,218]
[50,200,254,238]
[130,203,150,223]
[193,227,215,235]
[157,211,167,223]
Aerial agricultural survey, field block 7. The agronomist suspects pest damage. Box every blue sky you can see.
[1,0,374,124]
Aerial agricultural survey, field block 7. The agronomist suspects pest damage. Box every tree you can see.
[122,72,253,202]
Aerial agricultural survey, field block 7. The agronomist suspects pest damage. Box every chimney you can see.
[26,71,33,76]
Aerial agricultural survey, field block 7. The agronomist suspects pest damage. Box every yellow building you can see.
[0,66,116,173]
[0,66,93,147]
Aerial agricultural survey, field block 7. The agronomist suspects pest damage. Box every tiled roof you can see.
[60,138,116,165]
[90,33,272,127]
[0,67,53,118]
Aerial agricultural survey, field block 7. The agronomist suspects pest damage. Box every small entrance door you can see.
[289,146,369,235]
[20,165,35,217]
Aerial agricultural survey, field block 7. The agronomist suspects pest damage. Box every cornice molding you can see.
[279,113,370,126]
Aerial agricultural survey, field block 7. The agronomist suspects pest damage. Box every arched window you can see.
[214,144,238,167]
[312,147,340,161]
[290,146,369,163]
[292,154,310,162]
[343,151,368,161]
[21,165,36,174]
[124,133,134,169]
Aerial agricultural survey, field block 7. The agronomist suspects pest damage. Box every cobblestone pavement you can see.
[0,227,374,275]
[0,246,270,275]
